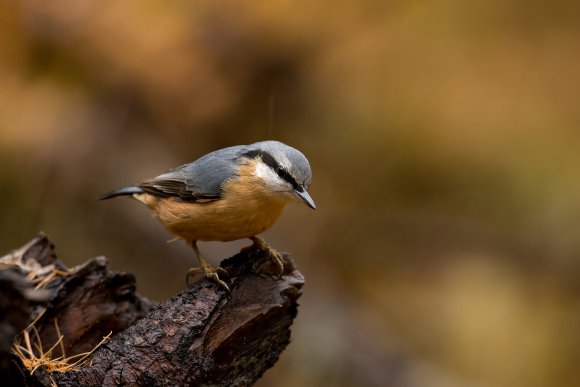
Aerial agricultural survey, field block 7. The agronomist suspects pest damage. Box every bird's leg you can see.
[186,241,230,291]
[244,236,285,275]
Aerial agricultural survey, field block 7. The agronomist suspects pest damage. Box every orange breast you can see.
[135,160,289,242]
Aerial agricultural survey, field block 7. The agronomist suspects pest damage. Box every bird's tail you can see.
[98,186,144,200]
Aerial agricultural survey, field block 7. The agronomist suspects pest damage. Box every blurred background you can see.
[1,1,580,386]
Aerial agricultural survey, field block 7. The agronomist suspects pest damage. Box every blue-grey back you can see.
[138,141,310,201]
[140,144,249,200]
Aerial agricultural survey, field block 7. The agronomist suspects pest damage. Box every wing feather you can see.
[138,145,247,202]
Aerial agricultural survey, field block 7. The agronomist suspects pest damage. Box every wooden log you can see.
[0,234,304,386]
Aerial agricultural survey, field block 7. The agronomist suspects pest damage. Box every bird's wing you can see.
[138,145,247,202]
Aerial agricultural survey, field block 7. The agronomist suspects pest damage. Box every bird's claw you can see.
[247,236,285,276]
[267,250,285,275]
[186,265,230,292]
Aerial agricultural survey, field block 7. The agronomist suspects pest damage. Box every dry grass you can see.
[26,268,70,290]
[5,242,106,378]
[12,313,111,376]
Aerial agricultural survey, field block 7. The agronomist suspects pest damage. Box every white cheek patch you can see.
[255,160,286,188]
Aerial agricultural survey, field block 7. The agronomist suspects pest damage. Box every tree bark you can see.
[0,234,304,386]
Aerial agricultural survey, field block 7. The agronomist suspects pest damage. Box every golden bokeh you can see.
[1,1,580,386]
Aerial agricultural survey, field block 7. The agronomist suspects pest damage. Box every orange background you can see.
[1,1,580,386]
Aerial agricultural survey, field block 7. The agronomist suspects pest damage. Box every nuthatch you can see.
[99,140,315,290]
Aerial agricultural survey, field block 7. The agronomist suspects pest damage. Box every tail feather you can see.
[98,186,144,200]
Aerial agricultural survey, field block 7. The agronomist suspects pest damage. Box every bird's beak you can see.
[294,189,316,209]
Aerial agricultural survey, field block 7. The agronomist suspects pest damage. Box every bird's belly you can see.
[149,195,287,242]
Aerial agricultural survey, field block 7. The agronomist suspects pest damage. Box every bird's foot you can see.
[244,236,285,275]
[186,261,230,291]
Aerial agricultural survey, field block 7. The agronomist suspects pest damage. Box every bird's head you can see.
[243,141,316,209]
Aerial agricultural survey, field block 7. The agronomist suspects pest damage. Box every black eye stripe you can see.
[243,149,302,191]
[276,167,303,191]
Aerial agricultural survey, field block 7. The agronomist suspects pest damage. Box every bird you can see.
[99,140,315,291]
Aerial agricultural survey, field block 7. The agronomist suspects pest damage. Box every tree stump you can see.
[0,234,304,386]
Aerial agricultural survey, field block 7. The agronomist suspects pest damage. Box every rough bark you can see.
[0,234,304,386]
